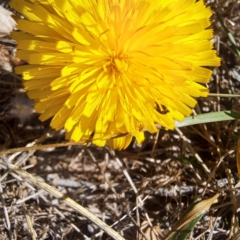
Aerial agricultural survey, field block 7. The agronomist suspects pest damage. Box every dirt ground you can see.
[0,0,240,239]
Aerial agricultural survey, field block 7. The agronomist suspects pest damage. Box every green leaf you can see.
[169,213,204,240]
[166,194,219,240]
[216,12,240,58]
[175,111,240,128]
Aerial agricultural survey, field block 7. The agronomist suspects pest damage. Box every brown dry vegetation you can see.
[0,0,240,239]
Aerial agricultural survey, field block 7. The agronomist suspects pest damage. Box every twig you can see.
[175,128,211,174]
[201,150,235,197]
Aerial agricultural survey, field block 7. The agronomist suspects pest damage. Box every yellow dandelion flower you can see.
[11,0,220,149]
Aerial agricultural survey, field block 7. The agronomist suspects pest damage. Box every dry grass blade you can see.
[0,183,12,240]
[165,194,219,240]
[4,162,125,240]
[237,139,240,178]
[22,206,37,240]
[209,93,240,98]
[138,220,164,240]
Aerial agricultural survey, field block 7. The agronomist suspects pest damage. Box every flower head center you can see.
[113,55,129,73]
[104,52,129,74]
